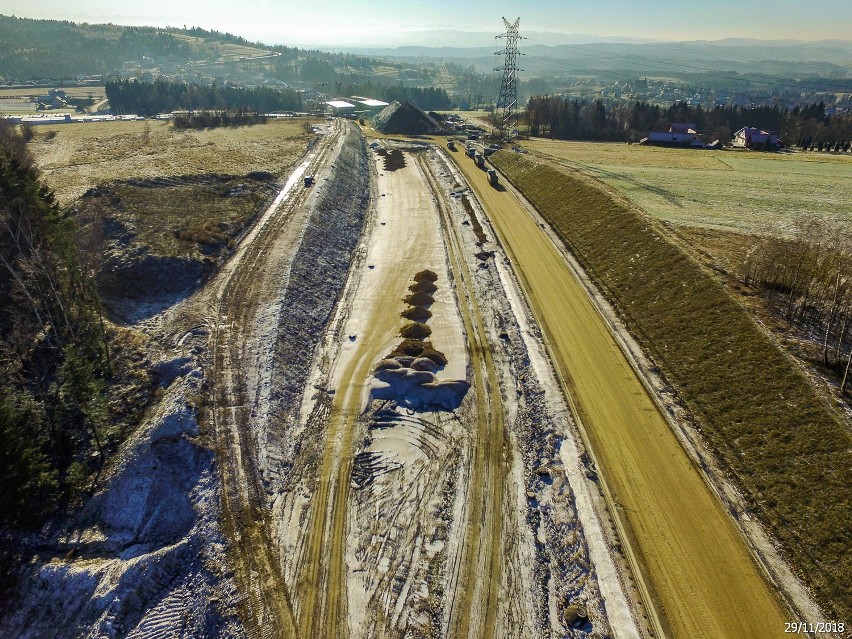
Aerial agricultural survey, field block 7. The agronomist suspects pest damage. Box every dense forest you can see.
[526,96,852,146]
[0,121,151,592]
[105,79,303,115]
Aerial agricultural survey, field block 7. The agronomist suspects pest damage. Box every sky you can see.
[1,0,850,47]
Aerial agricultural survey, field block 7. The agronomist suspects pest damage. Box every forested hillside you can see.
[0,121,152,593]
[0,16,201,80]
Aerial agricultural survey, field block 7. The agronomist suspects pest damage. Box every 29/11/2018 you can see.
[784,621,845,634]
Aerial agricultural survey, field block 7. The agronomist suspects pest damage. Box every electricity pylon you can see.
[495,17,522,142]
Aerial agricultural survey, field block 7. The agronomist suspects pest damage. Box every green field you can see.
[526,139,852,236]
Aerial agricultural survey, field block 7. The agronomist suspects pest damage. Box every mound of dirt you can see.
[388,339,447,365]
[400,322,432,340]
[401,306,432,322]
[409,279,437,294]
[373,101,443,135]
[404,291,434,306]
[414,269,438,282]
[376,148,407,171]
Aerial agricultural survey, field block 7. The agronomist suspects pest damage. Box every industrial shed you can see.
[325,100,356,116]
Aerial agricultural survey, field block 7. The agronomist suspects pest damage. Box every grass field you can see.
[171,33,271,62]
[491,150,852,626]
[25,117,315,288]
[27,118,314,206]
[526,139,852,236]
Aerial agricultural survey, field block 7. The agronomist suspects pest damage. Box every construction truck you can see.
[487,169,499,186]
[474,153,485,168]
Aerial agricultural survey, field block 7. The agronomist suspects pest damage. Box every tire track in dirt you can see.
[208,120,342,639]
[419,154,510,639]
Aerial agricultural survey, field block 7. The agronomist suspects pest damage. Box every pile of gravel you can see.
[373,101,443,135]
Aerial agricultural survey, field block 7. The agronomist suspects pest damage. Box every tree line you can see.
[744,218,852,391]
[526,96,852,146]
[172,110,268,129]
[105,78,303,115]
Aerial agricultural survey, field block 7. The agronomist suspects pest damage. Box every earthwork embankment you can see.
[452,148,798,638]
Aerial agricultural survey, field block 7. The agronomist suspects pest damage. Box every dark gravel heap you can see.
[373,101,442,135]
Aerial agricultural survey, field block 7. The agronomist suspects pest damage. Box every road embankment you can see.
[450,147,793,639]
[489,150,850,630]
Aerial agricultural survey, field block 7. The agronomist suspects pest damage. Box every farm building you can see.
[642,123,703,147]
[36,88,68,110]
[325,100,356,116]
[732,127,782,150]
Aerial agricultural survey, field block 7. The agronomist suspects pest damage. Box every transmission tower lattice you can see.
[495,17,522,141]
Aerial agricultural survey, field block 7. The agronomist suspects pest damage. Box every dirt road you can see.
[204,129,638,639]
[293,145,512,638]
[207,119,347,639]
[419,154,508,639]
[448,147,791,639]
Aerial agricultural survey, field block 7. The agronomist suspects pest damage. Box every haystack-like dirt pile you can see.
[401,306,432,321]
[373,101,443,135]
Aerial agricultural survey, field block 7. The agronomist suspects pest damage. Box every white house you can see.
[732,127,782,150]
[643,123,703,147]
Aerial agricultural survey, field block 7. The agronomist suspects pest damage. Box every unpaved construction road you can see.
[4,120,817,639]
[447,146,792,638]
[201,124,638,639]
[200,121,801,639]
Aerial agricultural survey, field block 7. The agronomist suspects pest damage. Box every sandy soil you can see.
[267,137,637,638]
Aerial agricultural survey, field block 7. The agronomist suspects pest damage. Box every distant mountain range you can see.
[1,14,849,103]
[337,35,852,76]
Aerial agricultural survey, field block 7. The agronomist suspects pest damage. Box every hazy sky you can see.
[1,0,849,47]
